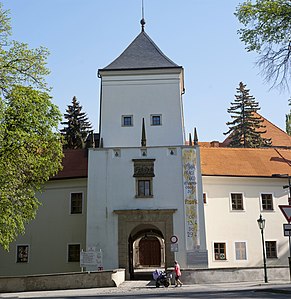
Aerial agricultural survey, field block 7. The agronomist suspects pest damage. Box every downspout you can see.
[98,71,103,147]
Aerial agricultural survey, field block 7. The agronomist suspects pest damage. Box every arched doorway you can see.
[129,225,165,279]
[114,209,176,280]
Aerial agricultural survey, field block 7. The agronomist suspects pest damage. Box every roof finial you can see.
[140,0,146,31]
[194,128,198,145]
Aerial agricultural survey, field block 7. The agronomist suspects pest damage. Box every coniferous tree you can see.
[61,96,92,149]
[224,82,272,148]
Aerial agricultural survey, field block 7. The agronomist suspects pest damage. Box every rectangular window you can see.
[214,242,226,260]
[137,179,152,197]
[235,242,247,260]
[16,245,29,263]
[68,244,80,262]
[70,192,83,214]
[122,115,133,127]
[266,241,277,258]
[261,194,273,211]
[231,193,244,210]
[151,114,162,126]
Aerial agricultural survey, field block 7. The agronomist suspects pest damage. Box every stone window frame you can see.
[133,159,155,198]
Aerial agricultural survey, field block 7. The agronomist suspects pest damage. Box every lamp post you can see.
[257,214,268,283]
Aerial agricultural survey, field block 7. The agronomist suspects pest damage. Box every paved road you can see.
[1,280,291,299]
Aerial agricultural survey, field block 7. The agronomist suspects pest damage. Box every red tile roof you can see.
[52,149,88,180]
[200,147,291,177]
[222,112,291,148]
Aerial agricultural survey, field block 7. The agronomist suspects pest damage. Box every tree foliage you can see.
[235,0,291,89]
[0,86,63,250]
[0,4,63,250]
[61,96,92,149]
[224,82,272,147]
[0,3,49,95]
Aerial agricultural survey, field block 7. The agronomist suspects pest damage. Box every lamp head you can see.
[257,214,265,230]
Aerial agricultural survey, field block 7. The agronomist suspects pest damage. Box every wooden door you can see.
[139,238,161,266]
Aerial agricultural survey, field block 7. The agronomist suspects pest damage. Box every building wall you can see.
[86,146,190,269]
[0,178,87,276]
[99,69,185,148]
[203,176,289,268]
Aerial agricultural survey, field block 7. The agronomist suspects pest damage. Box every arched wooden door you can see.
[139,237,161,266]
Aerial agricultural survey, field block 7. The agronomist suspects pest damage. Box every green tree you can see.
[0,4,63,250]
[0,3,49,95]
[61,96,92,149]
[286,98,291,135]
[0,86,63,250]
[224,82,272,148]
[235,0,291,89]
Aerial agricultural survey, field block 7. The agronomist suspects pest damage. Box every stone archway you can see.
[114,209,176,280]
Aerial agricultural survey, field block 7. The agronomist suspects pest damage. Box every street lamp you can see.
[257,214,268,283]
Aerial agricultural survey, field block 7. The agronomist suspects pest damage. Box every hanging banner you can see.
[182,148,198,251]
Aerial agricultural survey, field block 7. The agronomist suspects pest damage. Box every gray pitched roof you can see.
[102,31,180,70]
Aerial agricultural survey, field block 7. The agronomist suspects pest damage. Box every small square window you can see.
[70,192,83,214]
[151,115,162,126]
[68,244,80,262]
[16,245,29,263]
[261,194,273,211]
[231,193,244,210]
[214,242,226,260]
[122,115,133,127]
[266,241,277,258]
[235,242,247,260]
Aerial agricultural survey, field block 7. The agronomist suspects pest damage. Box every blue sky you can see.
[2,0,290,142]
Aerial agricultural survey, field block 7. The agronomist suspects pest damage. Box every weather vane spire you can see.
[140,0,146,31]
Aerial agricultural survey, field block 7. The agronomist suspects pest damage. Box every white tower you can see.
[98,27,185,147]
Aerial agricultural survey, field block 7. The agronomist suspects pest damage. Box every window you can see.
[151,114,162,126]
[266,241,277,258]
[235,242,247,260]
[68,244,80,262]
[133,159,155,198]
[231,193,244,210]
[261,194,273,211]
[137,179,152,197]
[70,192,83,214]
[16,245,29,263]
[203,193,207,204]
[214,242,226,260]
[122,115,133,127]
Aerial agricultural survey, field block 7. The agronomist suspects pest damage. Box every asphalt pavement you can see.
[0,280,291,298]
